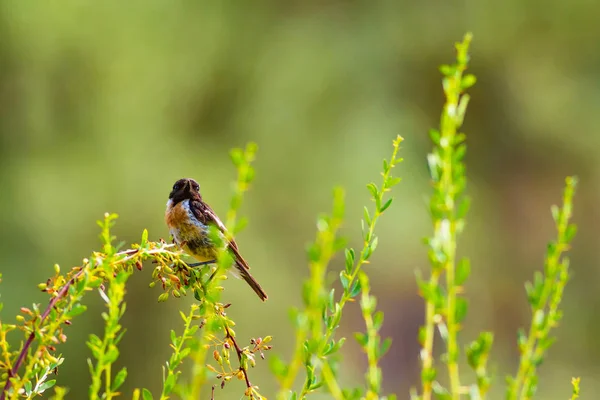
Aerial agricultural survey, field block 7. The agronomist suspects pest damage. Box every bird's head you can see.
[168,178,201,204]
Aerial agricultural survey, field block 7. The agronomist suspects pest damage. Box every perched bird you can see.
[164,178,268,301]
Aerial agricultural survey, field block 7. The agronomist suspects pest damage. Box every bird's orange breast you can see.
[165,200,190,229]
[165,200,215,262]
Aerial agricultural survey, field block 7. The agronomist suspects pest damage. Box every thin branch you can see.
[223,324,252,390]
[1,268,85,400]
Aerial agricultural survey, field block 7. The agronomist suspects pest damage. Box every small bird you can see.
[164,178,268,301]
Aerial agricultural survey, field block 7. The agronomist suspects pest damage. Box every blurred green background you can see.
[0,1,598,398]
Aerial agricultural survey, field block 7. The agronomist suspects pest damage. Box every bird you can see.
[164,178,268,301]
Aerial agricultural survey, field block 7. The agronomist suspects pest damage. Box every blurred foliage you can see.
[0,1,598,399]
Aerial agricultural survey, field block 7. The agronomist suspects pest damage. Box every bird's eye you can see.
[193,184,200,191]
[173,183,180,191]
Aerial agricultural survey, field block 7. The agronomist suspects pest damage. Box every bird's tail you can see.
[228,245,268,301]
[233,262,268,301]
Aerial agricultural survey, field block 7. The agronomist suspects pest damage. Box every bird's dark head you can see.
[169,178,201,204]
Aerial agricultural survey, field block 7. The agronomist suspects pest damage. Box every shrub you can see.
[0,33,579,400]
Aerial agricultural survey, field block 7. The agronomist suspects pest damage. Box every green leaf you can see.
[454,144,467,162]
[349,280,361,298]
[380,198,393,212]
[363,206,372,226]
[163,373,176,394]
[379,337,392,358]
[455,258,471,286]
[370,236,379,253]
[345,248,355,273]
[429,129,441,145]
[141,229,149,247]
[385,176,401,188]
[307,243,321,262]
[37,380,56,393]
[439,64,455,76]
[565,224,577,242]
[455,297,468,323]
[142,388,154,400]
[340,272,350,292]
[551,205,560,223]
[517,328,527,352]
[65,304,87,319]
[366,183,378,199]
[104,346,120,364]
[328,289,336,312]
[457,197,471,219]
[230,148,244,166]
[354,332,368,347]
[373,311,384,331]
[112,367,128,391]
[461,74,477,90]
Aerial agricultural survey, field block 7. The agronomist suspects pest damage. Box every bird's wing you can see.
[190,199,249,269]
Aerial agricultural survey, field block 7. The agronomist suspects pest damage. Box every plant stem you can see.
[1,268,85,400]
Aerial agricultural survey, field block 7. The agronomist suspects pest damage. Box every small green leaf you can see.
[230,148,244,166]
[429,129,441,145]
[517,328,527,352]
[385,176,401,188]
[565,224,577,242]
[439,64,455,76]
[379,337,392,358]
[370,236,379,253]
[380,198,393,212]
[551,205,560,223]
[307,243,321,262]
[373,311,384,331]
[455,297,468,323]
[363,206,372,226]
[349,280,361,298]
[141,229,149,247]
[163,373,176,394]
[328,289,336,312]
[104,347,120,364]
[142,388,154,400]
[66,304,87,319]
[366,183,378,199]
[345,248,355,273]
[340,272,350,291]
[354,332,368,347]
[456,258,471,286]
[37,380,56,393]
[461,74,477,90]
[112,367,128,391]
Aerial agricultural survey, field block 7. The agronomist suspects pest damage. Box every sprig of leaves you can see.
[416,32,478,400]
[354,272,394,400]
[273,186,346,400]
[506,176,578,400]
[158,304,202,400]
[273,135,403,400]
[88,214,132,400]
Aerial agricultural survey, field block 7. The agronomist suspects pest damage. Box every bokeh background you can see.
[0,1,598,398]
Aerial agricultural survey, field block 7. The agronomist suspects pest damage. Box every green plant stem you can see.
[507,177,577,400]
[160,305,198,400]
[321,363,344,400]
[318,138,402,396]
